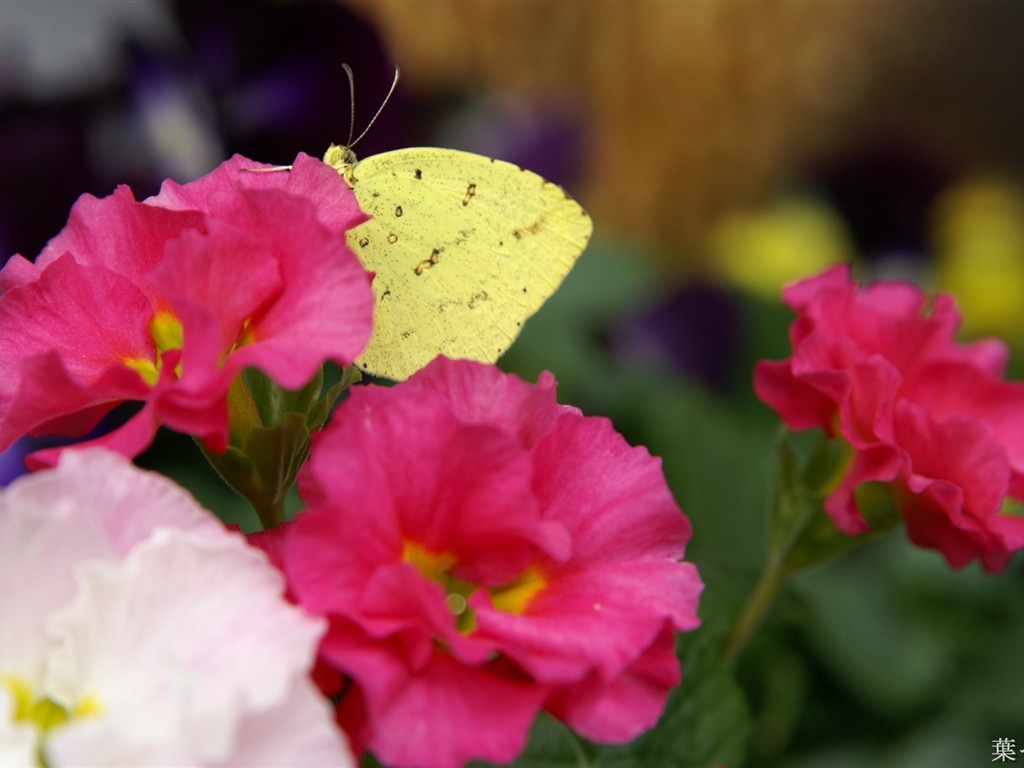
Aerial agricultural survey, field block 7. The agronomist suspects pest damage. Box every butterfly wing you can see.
[343,147,592,380]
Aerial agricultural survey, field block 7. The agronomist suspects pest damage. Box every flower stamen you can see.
[123,310,185,386]
[490,565,546,614]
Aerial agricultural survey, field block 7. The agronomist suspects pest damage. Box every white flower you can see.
[0,449,354,767]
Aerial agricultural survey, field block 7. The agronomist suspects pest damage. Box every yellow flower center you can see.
[3,675,102,765]
[489,565,547,614]
[123,310,185,386]
[402,541,548,634]
[1000,497,1024,517]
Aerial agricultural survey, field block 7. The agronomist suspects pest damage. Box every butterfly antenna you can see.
[346,64,400,151]
[341,63,357,147]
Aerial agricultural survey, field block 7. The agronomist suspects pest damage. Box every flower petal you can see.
[474,560,701,684]
[0,257,154,452]
[147,153,367,237]
[45,527,336,765]
[320,625,545,768]
[545,624,681,743]
[532,413,692,564]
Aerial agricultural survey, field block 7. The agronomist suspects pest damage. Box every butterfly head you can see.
[323,143,360,186]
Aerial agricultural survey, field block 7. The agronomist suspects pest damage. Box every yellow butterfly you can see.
[322,67,593,380]
[325,142,592,380]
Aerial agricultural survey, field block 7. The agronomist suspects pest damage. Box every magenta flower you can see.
[0,153,373,466]
[755,264,1024,571]
[278,357,703,768]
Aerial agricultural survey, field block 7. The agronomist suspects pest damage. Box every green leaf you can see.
[620,625,751,768]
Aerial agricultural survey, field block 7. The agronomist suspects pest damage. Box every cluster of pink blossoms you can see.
[0,153,373,466]
[0,154,704,767]
[756,264,1024,571]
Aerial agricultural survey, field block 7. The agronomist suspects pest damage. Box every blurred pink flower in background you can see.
[0,153,372,467]
[756,264,1024,571]
[0,449,353,766]
[275,357,703,768]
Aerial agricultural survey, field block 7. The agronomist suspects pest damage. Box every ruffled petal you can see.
[545,624,681,743]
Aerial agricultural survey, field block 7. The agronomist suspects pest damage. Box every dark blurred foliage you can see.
[0,0,406,263]
[810,134,957,265]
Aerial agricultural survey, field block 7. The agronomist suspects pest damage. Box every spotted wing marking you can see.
[415,248,442,275]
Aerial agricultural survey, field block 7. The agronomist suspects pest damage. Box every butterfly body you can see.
[324,143,592,380]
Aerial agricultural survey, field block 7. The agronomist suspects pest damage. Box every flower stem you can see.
[194,437,289,530]
[252,495,288,529]
[722,429,905,663]
[550,716,593,768]
[722,555,789,662]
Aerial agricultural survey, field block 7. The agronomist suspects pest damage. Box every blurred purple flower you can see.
[610,280,740,393]
[0,438,29,486]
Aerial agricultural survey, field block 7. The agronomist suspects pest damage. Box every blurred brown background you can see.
[3,0,1024,271]
[342,0,1024,269]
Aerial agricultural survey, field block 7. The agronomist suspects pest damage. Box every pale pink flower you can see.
[0,449,354,766]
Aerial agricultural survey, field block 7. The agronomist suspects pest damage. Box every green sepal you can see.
[773,429,900,572]
[201,365,361,529]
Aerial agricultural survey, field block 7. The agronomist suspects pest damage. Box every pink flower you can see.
[755,264,1024,571]
[0,448,354,766]
[278,357,703,768]
[0,153,373,466]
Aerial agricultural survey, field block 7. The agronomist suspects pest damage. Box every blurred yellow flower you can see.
[933,177,1024,341]
[707,197,853,299]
